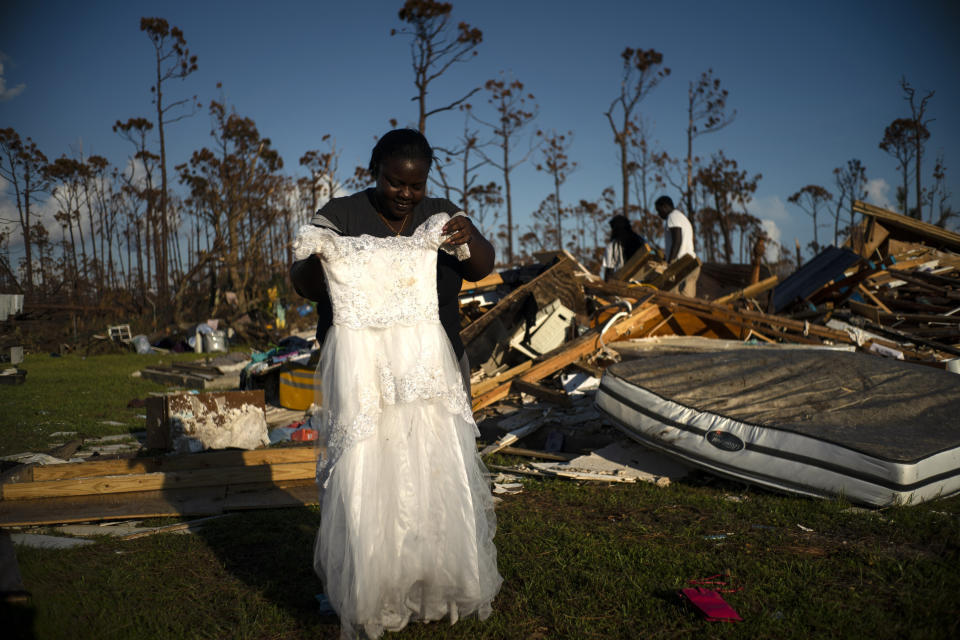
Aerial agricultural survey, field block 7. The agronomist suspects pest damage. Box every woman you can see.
[291,129,495,385]
[600,214,646,281]
[290,129,501,638]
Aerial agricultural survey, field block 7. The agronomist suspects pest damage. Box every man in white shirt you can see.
[655,196,700,297]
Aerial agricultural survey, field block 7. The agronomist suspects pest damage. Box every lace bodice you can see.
[293,213,469,329]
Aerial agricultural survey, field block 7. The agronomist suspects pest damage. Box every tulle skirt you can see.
[313,323,501,639]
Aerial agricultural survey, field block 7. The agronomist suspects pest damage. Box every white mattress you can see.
[595,349,960,507]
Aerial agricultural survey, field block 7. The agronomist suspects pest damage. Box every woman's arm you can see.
[442,215,495,282]
[289,254,327,301]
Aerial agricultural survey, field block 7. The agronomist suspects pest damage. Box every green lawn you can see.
[2,352,959,639]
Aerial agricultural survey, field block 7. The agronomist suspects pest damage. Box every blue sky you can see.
[1,0,958,266]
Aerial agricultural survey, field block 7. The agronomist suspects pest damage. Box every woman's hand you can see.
[442,215,477,246]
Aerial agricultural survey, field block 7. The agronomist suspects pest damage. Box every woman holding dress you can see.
[290,129,501,638]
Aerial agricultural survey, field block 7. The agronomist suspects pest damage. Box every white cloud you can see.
[750,194,791,223]
[759,218,783,262]
[864,178,893,210]
[0,58,26,102]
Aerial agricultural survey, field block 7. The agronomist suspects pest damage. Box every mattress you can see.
[595,348,960,506]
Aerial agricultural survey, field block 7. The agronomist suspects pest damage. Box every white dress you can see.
[293,213,501,639]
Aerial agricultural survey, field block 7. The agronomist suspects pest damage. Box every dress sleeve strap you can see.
[293,224,334,260]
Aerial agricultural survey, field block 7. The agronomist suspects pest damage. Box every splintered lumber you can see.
[585,280,857,345]
[714,275,779,305]
[512,379,571,407]
[480,415,550,457]
[848,217,890,258]
[471,292,660,412]
[643,254,700,291]
[471,360,533,398]
[854,200,960,254]
[460,271,504,292]
[460,255,585,347]
[612,245,653,282]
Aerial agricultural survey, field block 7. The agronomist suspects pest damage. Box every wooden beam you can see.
[512,379,571,407]
[29,446,318,482]
[714,275,779,305]
[471,294,660,412]
[2,462,317,501]
[612,245,653,282]
[471,360,533,398]
[854,200,960,253]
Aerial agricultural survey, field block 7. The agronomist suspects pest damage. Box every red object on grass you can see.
[678,587,743,622]
[291,428,318,442]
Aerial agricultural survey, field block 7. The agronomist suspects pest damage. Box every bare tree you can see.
[177,100,284,315]
[45,156,91,293]
[901,78,934,219]
[0,128,50,293]
[685,69,735,232]
[114,117,160,293]
[788,185,832,256]
[535,130,576,251]
[391,0,483,133]
[928,153,956,229]
[465,181,501,242]
[879,118,918,215]
[299,135,343,213]
[696,152,761,263]
[831,159,867,244]
[472,72,539,265]
[140,17,199,303]
[604,48,669,219]
[432,106,491,215]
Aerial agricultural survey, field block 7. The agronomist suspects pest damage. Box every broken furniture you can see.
[146,389,269,453]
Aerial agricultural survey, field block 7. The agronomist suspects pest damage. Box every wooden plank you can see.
[849,300,881,325]
[460,256,584,346]
[480,417,548,457]
[612,245,653,282]
[495,446,576,462]
[512,379,572,407]
[471,296,662,412]
[0,487,228,527]
[857,284,893,313]
[644,254,699,291]
[2,462,317,501]
[472,383,512,413]
[29,446,318,482]
[714,275,779,305]
[585,280,857,345]
[471,360,533,398]
[854,200,960,253]
[460,271,504,292]
[223,480,318,510]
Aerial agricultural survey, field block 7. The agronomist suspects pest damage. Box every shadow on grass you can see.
[156,447,340,638]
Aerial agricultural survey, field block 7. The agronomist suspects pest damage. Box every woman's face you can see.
[375,156,429,219]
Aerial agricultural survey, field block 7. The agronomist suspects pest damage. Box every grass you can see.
[0,350,212,457]
[3,352,960,639]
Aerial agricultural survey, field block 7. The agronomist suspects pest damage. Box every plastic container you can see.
[202,330,228,353]
[131,334,152,354]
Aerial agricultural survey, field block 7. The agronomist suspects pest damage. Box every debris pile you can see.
[2,202,958,532]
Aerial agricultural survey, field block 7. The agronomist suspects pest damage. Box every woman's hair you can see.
[609,215,644,258]
[368,128,435,177]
